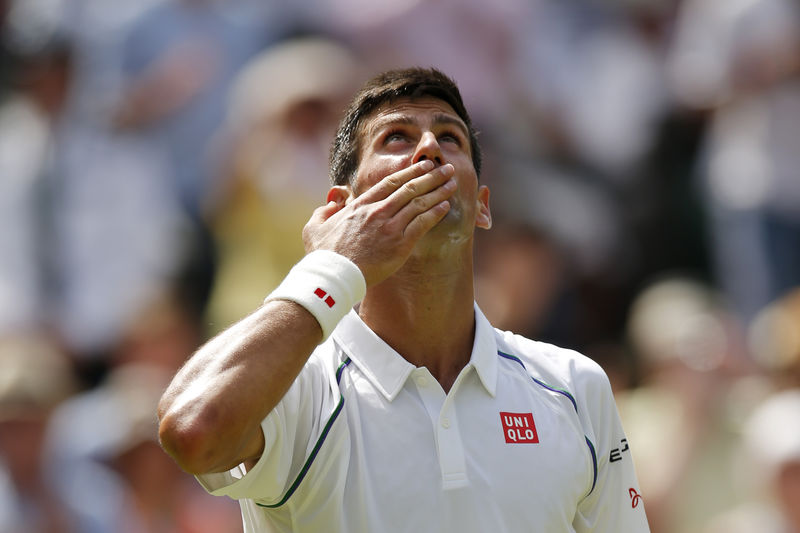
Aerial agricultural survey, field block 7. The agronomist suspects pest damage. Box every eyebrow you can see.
[368,112,470,139]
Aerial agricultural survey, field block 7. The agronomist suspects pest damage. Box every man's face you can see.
[351,97,490,243]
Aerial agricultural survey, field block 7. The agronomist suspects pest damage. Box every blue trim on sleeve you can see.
[585,436,598,493]
[256,357,352,509]
[497,349,598,496]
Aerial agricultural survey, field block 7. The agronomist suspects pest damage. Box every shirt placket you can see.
[411,367,469,490]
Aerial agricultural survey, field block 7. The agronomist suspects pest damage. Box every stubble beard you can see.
[420,197,472,252]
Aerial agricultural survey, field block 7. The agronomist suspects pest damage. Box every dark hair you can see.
[329,67,481,186]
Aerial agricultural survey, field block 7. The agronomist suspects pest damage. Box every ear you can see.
[475,185,492,230]
[326,185,354,206]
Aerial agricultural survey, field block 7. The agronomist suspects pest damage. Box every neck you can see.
[358,244,476,392]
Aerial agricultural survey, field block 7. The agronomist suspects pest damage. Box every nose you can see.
[413,132,443,167]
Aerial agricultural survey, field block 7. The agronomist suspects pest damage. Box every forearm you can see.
[158,300,322,475]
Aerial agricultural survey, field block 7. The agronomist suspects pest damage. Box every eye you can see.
[383,130,409,145]
[438,131,462,145]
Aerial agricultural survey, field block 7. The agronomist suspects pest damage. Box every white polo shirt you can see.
[198,304,650,532]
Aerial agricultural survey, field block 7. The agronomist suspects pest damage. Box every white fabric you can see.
[198,304,649,532]
[266,250,367,341]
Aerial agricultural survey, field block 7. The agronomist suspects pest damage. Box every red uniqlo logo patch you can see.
[500,412,539,444]
[313,288,336,308]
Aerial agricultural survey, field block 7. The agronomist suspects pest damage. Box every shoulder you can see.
[494,329,613,409]
[495,329,607,384]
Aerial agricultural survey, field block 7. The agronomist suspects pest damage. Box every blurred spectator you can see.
[0,335,78,532]
[296,0,525,130]
[670,0,800,323]
[0,15,72,338]
[38,0,192,374]
[206,36,361,329]
[474,219,567,343]
[485,153,635,351]
[705,389,800,533]
[742,389,800,533]
[44,285,243,532]
[749,287,800,389]
[45,0,292,372]
[512,0,675,181]
[113,0,288,216]
[115,289,208,372]
[668,0,798,109]
[618,277,761,533]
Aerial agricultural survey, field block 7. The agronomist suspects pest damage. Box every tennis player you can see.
[158,67,650,532]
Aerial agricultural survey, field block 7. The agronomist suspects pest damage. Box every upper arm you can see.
[158,299,324,476]
[572,362,650,532]
[195,352,344,503]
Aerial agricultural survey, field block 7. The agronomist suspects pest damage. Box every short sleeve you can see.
[573,362,651,532]
[196,351,341,504]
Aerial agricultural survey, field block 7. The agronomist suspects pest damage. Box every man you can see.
[158,67,650,532]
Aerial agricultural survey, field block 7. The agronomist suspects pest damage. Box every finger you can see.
[403,200,451,241]
[382,164,455,217]
[357,160,435,203]
[391,176,457,228]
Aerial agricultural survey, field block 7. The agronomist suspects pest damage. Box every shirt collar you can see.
[470,303,499,397]
[332,302,498,401]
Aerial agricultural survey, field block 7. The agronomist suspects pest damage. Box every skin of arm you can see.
[157,159,456,475]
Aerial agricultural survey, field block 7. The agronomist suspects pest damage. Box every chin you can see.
[434,206,461,228]
[428,208,472,244]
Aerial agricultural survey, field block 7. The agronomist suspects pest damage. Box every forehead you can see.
[362,97,465,136]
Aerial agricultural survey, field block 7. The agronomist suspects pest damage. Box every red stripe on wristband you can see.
[314,288,336,308]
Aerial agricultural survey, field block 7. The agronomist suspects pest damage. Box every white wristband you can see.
[265,250,366,341]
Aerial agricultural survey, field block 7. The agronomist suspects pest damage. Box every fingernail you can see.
[419,160,434,171]
[442,164,455,176]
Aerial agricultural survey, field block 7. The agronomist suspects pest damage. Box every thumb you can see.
[308,200,341,225]
[303,200,343,253]
[319,200,342,220]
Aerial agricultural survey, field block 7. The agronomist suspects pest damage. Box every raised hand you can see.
[302,160,456,287]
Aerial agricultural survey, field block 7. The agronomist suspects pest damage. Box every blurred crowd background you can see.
[1,0,799,531]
